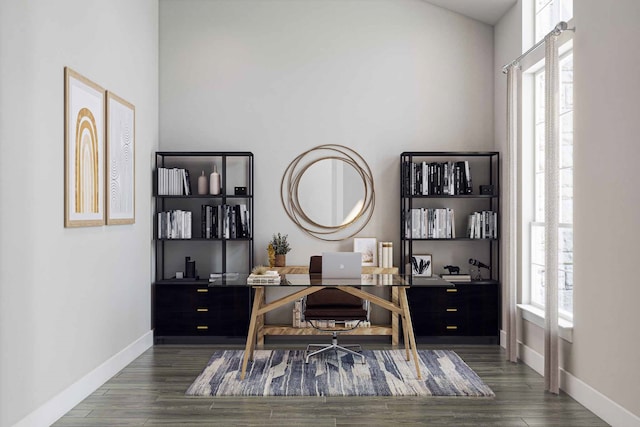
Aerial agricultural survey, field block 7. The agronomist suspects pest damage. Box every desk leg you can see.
[402,310,411,360]
[257,289,266,347]
[399,287,422,380]
[391,288,399,346]
[241,286,264,380]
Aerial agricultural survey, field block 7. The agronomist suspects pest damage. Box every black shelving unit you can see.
[153,151,254,343]
[400,151,500,343]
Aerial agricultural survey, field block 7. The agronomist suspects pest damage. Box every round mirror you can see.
[281,145,375,241]
[297,158,365,227]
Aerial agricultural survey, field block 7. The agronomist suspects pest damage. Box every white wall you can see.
[494,0,640,422]
[0,1,158,426]
[159,0,495,266]
[572,0,640,418]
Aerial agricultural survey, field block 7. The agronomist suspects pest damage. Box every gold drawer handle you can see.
[197,308,209,312]
[446,308,458,312]
[446,326,458,330]
[197,289,208,293]
[196,326,209,330]
[446,289,457,293]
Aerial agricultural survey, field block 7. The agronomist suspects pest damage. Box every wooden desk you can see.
[240,273,425,381]
[264,266,400,345]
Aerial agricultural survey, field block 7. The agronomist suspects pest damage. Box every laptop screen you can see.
[321,252,362,278]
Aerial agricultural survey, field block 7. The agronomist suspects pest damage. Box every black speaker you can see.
[479,185,495,195]
[234,186,247,195]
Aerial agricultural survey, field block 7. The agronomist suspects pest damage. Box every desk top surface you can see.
[195,273,454,288]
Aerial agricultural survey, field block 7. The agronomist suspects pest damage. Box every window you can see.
[534,0,573,43]
[524,0,573,320]
[529,52,574,318]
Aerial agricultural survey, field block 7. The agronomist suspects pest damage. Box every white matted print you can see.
[353,237,377,266]
[106,91,135,225]
[64,67,105,227]
[411,254,432,277]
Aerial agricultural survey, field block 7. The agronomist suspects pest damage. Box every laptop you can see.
[321,252,362,279]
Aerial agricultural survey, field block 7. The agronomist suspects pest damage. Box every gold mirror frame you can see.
[281,144,375,241]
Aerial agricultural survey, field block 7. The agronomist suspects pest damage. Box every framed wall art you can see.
[353,237,377,266]
[106,91,135,225]
[64,67,105,227]
[411,254,432,277]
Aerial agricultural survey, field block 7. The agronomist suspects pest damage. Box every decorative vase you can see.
[197,171,208,195]
[274,254,286,267]
[209,164,220,195]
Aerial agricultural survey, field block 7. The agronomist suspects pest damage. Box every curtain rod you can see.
[502,21,574,74]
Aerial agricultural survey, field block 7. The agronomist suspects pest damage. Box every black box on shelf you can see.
[234,186,247,195]
[479,185,495,195]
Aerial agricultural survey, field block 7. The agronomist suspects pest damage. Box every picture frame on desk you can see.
[353,237,377,266]
[411,254,432,277]
[64,67,106,227]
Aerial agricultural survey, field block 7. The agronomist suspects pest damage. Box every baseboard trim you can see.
[561,369,640,427]
[518,342,640,427]
[518,341,544,375]
[14,330,153,427]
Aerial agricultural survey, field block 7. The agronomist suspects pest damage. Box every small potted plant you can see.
[270,233,291,267]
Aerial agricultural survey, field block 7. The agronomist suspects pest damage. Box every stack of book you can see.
[440,274,472,282]
[246,273,281,284]
[467,211,498,239]
[404,208,456,239]
[157,167,191,195]
[292,300,309,328]
[157,210,192,239]
[402,160,472,196]
[378,242,393,268]
[200,203,250,239]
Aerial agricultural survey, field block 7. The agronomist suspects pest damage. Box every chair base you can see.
[305,332,366,364]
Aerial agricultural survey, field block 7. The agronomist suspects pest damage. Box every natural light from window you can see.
[526,0,573,320]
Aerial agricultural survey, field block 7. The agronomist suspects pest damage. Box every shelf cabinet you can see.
[154,284,251,339]
[153,151,254,342]
[407,283,499,342]
[400,151,500,342]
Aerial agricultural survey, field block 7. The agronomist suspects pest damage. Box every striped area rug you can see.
[185,349,494,397]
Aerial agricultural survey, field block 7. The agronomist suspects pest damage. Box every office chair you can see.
[303,255,367,364]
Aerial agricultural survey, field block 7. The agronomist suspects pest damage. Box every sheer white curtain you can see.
[543,32,560,395]
[505,65,519,364]
[504,27,565,394]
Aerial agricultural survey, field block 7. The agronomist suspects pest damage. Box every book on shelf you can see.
[440,274,471,282]
[247,273,281,284]
[404,208,456,239]
[157,167,192,196]
[466,211,498,239]
[200,203,250,239]
[402,160,473,196]
[157,210,192,239]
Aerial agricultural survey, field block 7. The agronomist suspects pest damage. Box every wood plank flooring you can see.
[53,343,608,426]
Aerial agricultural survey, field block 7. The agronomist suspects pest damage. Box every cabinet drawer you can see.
[407,283,500,337]
[154,286,252,337]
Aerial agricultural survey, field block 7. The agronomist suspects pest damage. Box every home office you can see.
[1,0,638,426]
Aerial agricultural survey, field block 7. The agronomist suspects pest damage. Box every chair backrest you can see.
[309,255,322,274]
[306,255,362,308]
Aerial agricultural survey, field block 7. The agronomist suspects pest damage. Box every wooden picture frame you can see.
[64,67,105,227]
[353,237,377,266]
[106,91,135,225]
[411,254,432,277]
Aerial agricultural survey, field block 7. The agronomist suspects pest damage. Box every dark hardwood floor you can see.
[54,343,608,426]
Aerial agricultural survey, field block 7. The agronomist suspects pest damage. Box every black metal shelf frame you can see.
[154,151,254,282]
[399,151,500,282]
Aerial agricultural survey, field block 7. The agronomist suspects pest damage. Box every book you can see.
[247,273,281,284]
